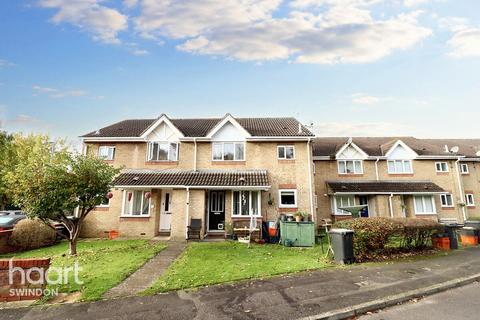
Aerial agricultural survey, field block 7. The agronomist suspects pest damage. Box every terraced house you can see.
[80,114,316,240]
[312,137,480,223]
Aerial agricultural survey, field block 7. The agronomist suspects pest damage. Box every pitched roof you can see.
[81,116,314,138]
[327,181,445,194]
[113,169,270,187]
[313,137,480,158]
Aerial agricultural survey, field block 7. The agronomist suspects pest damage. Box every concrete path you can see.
[3,247,480,320]
[361,282,480,320]
[103,241,186,299]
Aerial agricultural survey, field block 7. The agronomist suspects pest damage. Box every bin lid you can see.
[329,228,354,234]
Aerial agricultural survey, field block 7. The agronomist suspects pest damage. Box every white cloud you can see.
[123,0,139,8]
[352,93,381,104]
[38,0,128,43]
[312,121,414,136]
[437,16,469,32]
[131,48,149,56]
[291,0,383,8]
[404,0,430,7]
[448,28,480,58]
[32,85,88,98]
[0,59,15,68]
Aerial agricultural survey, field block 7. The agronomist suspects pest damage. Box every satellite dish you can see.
[450,146,459,153]
[347,137,353,145]
[476,151,480,157]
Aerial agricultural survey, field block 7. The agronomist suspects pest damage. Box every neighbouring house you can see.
[80,114,316,240]
[312,137,480,222]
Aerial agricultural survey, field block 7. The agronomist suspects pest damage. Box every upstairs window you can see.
[212,142,245,161]
[338,160,363,174]
[278,146,295,160]
[387,160,413,174]
[435,162,449,173]
[460,163,469,174]
[98,146,115,160]
[148,142,179,161]
[465,194,475,207]
[440,194,454,207]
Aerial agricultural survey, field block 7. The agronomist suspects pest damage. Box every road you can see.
[361,282,480,320]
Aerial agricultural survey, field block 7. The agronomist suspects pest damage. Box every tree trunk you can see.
[69,237,78,255]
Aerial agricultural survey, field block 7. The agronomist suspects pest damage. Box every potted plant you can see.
[294,211,303,222]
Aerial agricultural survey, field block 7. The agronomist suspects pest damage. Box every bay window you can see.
[387,160,413,174]
[338,160,363,174]
[232,191,260,216]
[333,195,356,215]
[414,195,436,215]
[148,142,178,161]
[212,142,245,161]
[122,190,151,216]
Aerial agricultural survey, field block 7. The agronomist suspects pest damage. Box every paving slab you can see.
[2,247,480,320]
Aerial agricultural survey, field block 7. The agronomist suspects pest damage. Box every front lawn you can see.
[145,241,330,294]
[1,239,166,301]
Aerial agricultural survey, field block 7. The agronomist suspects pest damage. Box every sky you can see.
[1,0,480,145]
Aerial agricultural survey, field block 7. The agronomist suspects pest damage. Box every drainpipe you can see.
[193,138,198,172]
[307,138,315,222]
[389,193,394,218]
[455,158,467,221]
[185,187,190,240]
[375,157,380,181]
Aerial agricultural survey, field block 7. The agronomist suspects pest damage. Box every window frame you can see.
[147,142,179,162]
[387,159,413,174]
[277,145,295,160]
[465,194,475,207]
[231,190,262,217]
[337,160,363,175]
[413,195,437,215]
[211,142,245,161]
[121,190,152,217]
[435,162,449,173]
[440,194,454,208]
[460,163,469,174]
[96,195,110,208]
[98,146,115,161]
[278,189,298,208]
[333,195,356,215]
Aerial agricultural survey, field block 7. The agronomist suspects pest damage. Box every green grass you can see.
[1,239,166,301]
[144,241,331,294]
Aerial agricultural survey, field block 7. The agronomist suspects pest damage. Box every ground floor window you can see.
[279,189,297,208]
[333,195,356,215]
[122,190,151,216]
[232,190,261,216]
[414,195,436,214]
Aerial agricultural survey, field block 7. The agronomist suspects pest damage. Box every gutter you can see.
[193,138,198,172]
[185,187,190,240]
[375,157,380,181]
[455,157,467,221]
[389,193,394,218]
[307,138,315,222]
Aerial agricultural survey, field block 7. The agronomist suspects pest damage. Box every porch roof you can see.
[113,169,270,189]
[327,180,446,195]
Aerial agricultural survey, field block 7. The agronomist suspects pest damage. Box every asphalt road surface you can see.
[361,282,480,320]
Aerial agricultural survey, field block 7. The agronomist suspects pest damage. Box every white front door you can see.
[159,190,172,231]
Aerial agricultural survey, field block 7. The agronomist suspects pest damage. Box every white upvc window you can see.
[440,194,454,207]
[460,163,469,174]
[338,160,363,174]
[465,194,475,207]
[435,162,449,173]
[232,191,261,217]
[147,142,179,161]
[212,142,245,161]
[387,160,413,174]
[98,146,115,160]
[333,195,356,215]
[414,195,436,215]
[279,189,297,208]
[277,145,295,160]
[122,190,151,216]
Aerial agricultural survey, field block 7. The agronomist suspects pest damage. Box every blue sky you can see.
[1,0,480,144]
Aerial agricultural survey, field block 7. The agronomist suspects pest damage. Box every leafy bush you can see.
[9,219,56,251]
[393,218,442,249]
[333,217,403,260]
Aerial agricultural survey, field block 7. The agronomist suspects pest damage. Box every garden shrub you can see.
[333,217,403,260]
[9,218,56,251]
[393,218,442,249]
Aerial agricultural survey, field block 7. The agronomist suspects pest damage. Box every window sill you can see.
[232,216,262,219]
[120,215,151,218]
[338,173,364,177]
[145,161,178,165]
[461,173,470,175]
[388,173,414,177]
[278,159,295,163]
[467,205,476,208]
[211,161,246,165]
[278,207,298,212]
[415,212,437,215]
[94,206,109,211]
[440,206,455,210]
[436,172,449,175]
